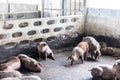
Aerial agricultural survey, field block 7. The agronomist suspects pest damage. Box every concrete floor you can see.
[23,50,116,80]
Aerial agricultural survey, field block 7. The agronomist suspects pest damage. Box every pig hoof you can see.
[51,57,55,60]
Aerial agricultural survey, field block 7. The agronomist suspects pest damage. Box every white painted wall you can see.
[1,0,120,9]
[87,0,120,9]
[0,0,42,12]
[0,0,41,5]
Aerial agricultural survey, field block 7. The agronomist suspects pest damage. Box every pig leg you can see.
[71,60,74,65]
[0,64,8,70]
[81,56,84,64]
[48,52,55,60]
[114,76,117,80]
[38,51,42,60]
[94,51,98,60]
[91,52,94,60]
[45,52,47,60]
[94,50,101,61]
[84,50,88,61]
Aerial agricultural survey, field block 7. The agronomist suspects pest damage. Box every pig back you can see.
[77,42,89,52]
[0,56,21,71]
[82,36,100,50]
[0,70,22,79]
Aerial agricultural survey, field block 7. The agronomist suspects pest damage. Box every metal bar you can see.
[83,0,88,36]
[84,0,87,14]
[7,1,10,13]
[51,2,52,17]
[41,0,45,18]
[64,0,66,16]
[79,0,81,12]
[74,0,76,15]
[62,0,65,16]
[70,0,71,15]
[44,8,83,12]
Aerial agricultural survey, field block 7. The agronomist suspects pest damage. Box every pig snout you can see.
[33,64,43,72]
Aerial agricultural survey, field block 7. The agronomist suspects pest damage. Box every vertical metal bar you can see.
[84,0,87,14]
[83,0,88,36]
[8,3,10,13]
[41,0,45,18]
[7,0,10,13]
[79,0,81,13]
[62,0,65,16]
[65,0,66,16]
[51,2,52,17]
[70,0,71,15]
[74,0,76,15]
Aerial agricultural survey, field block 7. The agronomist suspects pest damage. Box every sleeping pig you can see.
[0,70,22,79]
[82,36,101,61]
[18,54,43,72]
[100,47,120,57]
[1,75,41,80]
[68,42,89,65]
[0,56,21,71]
[36,41,55,60]
[90,64,115,80]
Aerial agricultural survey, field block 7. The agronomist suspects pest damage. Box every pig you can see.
[0,56,21,71]
[36,41,55,60]
[99,42,108,49]
[82,36,101,61]
[18,54,43,72]
[0,70,22,79]
[1,75,41,80]
[101,47,120,57]
[68,42,89,65]
[112,59,120,80]
[90,64,115,80]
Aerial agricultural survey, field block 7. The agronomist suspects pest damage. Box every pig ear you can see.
[67,56,71,60]
[0,65,8,70]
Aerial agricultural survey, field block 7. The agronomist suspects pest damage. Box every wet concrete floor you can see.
[23,50,116,80]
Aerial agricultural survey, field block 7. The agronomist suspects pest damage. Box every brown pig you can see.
[82,36,101,61]
[18,54,43,72]
[112,59,120,80]
[0,56,21,71]
[68,42,89,65]
[36,42,55,60]
[90,64,115,80]
[0,70,22,79]
[100,47,120,57]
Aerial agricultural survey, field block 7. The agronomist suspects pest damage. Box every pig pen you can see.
[0,8,120,80]
[19,49,116,80]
